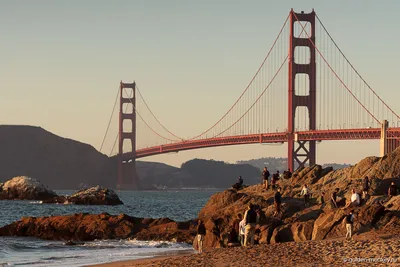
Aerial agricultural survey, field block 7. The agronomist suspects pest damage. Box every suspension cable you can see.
[123,88,178,142]
[99,86,119,153]
[187,14,290,140]
[135,84,183,140]
[293,12,379,123]
[316,14,400,120]
[214,55,289,137]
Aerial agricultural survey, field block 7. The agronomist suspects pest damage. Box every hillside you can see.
[0,125,114,189]
[0,125,260,189]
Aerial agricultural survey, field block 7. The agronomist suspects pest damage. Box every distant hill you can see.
[0,125,114,189]
[179,159,260,188]
[237,157,352,172]
[0,125,261,190]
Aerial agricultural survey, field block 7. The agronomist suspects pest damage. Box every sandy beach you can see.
[88,232,400,267]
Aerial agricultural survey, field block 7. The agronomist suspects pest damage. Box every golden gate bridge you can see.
[99,9,400,189]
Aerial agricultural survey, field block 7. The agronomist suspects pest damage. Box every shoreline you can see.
[85,249,195,267]
[86,233,400,267]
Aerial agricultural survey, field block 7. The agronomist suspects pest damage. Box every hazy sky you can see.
[1,0,399,168]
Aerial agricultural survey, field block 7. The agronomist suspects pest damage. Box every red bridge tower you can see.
[288,9,317,171]
[118,81,139,190]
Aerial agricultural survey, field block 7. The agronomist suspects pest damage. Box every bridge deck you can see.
[121,128,400,160]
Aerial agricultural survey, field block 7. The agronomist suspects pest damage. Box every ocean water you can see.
[0,190,220,266]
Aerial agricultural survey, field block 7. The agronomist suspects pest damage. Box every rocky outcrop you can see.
[192,148,400,249]
[0,213,196,243]
[0,177,123,205]
[65,186,123,205]
[0,176,57,201]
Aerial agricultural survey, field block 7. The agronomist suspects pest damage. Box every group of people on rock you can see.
[195,171,400,253]
[261,167,292,190]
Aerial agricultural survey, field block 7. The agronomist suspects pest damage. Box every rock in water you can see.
[0,213,197,242]
[67,185,123,205]
[0,176,57,201]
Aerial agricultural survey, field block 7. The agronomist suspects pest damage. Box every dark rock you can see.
[0,213,196,243]
[66,186,123,205]
[0,177,123,206]
[0,176,57,201]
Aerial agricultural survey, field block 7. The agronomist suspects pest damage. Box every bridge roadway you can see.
[121,128,400,160]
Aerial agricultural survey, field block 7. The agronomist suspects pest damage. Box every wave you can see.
[28,201,43,204]
[13,260,47,266]
[0,239,66,252]
[41,255,84,260]
[81,239,191,250]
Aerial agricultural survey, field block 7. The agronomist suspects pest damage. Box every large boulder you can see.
[66,186,123,205]
[0,176,57,201]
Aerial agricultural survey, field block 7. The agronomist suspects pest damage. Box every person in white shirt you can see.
[301,184,311,207]
[349,189,360,207]
[238,217,246,246]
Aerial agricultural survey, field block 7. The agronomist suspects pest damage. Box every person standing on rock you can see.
[196,219,206,253]
[301,184,311,207]
[243,204,257,246]
[238,176,244,187]
[388,181,399,199]
[345,211,355,240]
[348,189,360,207]
[362,176,370,200]
[331,188,339,208]
[273,187,282,217]
[262,167,270,189]
[272,171,280,190]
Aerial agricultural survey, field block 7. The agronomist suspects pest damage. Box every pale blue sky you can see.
[1,1,399,167]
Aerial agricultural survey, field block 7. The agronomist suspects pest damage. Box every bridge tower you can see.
[288,9,316,171]
[118,81,139,190]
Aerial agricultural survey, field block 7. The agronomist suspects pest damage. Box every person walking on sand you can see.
[331,188,339,208]
[362,176,370,200]
[345,211,355,240]
[196,219,206,253]
[301,184,311,207]
[243,204,257,246]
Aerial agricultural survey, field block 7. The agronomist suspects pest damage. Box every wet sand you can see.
[88,233,400,267]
